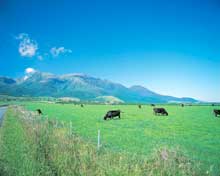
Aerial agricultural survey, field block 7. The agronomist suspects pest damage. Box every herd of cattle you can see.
[36,104,220,120]
[103,108,170,120]
[104,108,220,120]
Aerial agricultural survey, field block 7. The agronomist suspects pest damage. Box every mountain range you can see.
[0,71,199,103]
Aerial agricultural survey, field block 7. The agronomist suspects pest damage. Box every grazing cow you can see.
[151,104,155,107]
[104,110,121,120]
[181,104,184,107]
[81,104,84,108]
[213,109,220,117]
[153,108,168,116]
[212,104,215,106]
[36,109,43,115]
[138,105,142,109]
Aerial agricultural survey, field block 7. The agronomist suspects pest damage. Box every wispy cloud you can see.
[15,33,72,60]
[50,47,72,57]
[16,33,38,58]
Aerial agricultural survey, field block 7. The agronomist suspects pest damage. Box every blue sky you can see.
[0,0,220,101]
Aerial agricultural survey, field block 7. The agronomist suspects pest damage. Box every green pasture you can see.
[23,102,220,171]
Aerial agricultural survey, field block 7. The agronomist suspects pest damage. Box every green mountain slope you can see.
[0,71,199,103]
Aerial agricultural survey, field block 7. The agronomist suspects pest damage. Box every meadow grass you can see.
[21,102,220,174]
[0,106,202,175]
[0,108,52,176]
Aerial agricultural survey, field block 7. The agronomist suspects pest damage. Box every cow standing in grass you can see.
[138,105,142,109]
[36,109,43,115]
[81,104,84,108]
[213,109,220,117]
[153,108,168,116]
[104,110,121,120]
[151,104,155,107]
[181,104,184,107]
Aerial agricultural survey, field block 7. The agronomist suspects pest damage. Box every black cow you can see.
[36,109,43,115]
[181,104,184,107]
[104,110,121,120]
[81,104,84,108]
[213,109,220,117]
[151,104,155,107]
[138,105,142,109]
[212,104,215,106]
[153,108,168,116]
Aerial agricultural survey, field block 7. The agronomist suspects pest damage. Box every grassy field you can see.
[20,102,220,173]
[0,106,200,175]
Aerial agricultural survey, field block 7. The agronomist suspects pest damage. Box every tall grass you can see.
[0,106,205,175]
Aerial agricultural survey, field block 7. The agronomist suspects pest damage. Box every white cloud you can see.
[16,33,38,58]
[23,75,29,81]
[25,67,36,74]
[23,67,36,80]
[50,47,72,57]
[15,33,72,60]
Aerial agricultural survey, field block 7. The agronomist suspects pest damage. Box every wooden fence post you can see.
[69,121,72,135]
[97,129,101,150]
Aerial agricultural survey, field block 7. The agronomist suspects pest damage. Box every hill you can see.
[0,71,199,103]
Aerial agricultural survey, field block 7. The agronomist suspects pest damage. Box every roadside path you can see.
[0,107,7,127]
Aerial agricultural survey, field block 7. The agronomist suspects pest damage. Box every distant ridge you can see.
[0,71,199,103]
